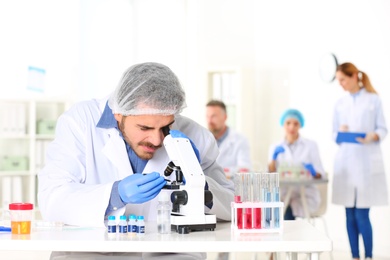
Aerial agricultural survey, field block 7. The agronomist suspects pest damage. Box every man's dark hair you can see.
[206,100,226,113]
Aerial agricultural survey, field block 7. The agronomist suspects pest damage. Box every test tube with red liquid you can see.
[252,172,261,229]
[234,172,243,229]
[242,172,253,229]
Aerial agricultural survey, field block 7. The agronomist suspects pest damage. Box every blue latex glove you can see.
[118,172,166,204]
[169,129,201,163]
[303,163,316,177]
[272,145,285,160]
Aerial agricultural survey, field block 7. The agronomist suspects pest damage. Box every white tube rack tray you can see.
[231,201,284,234]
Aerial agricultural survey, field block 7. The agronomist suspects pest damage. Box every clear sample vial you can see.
[157,192,171,234]
[118,215,127,235]
[128,214,137,237]
[137,215,145,236]
[107,215,117,237]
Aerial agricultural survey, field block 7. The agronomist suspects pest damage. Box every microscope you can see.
[163,133,217,234]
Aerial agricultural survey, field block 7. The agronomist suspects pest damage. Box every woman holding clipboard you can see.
[332,62,388,260]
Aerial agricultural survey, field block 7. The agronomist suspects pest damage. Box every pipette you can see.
[0,226,11,232]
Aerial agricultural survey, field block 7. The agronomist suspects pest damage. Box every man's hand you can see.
[118,172,166,204]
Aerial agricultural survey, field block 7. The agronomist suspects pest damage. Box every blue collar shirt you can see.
[97,102,148,215]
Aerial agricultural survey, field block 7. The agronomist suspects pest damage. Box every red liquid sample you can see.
[253,208,261,229]
[244,208,252,229]
[234,196,243,229]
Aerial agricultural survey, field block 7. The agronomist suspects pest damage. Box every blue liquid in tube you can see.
[273,188,280,228]
[265,191,271,228]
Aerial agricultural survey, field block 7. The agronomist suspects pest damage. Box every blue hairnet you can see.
[280,109,305,127]
[108,62,186,116]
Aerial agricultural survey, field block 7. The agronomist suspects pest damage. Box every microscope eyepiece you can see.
[164,161,184,183]
[164,161,176,177]
[162,125,170,137]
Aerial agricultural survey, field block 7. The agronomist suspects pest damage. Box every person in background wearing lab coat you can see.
[268,109,324,220]
[206,100,252,178]
[38,62,234,260]
[332,62,388,260]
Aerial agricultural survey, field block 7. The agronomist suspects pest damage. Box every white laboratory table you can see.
[280,178,329,219]
[0,220,332,259]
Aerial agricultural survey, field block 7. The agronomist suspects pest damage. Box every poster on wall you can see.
[27,66,45,93]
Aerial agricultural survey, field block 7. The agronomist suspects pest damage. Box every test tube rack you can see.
[231,172,283,234]
[278,163,311,181]
[231,201,284,234]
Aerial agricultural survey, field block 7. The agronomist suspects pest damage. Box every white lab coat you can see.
[332,88,388,207]
[217,128,252,174]
[268,137,325,217]
[38,97,234,228]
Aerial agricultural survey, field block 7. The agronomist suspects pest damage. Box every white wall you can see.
[78,0,134,101]
[0,0,80,99]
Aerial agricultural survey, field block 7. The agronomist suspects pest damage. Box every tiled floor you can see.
[2,251,390,259]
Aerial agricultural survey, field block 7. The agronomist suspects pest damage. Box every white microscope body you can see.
[163,134,216,234]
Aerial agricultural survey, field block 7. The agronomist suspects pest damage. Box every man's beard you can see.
[119,118,161,160]
[208,124,221,136]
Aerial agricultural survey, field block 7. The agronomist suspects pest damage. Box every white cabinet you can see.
[0,99,71,210]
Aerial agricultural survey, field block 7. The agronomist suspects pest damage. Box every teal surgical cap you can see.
[280,109,305,128]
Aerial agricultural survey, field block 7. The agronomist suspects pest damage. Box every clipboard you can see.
[336,132,366,144]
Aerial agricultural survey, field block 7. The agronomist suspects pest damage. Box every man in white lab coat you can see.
[38,62,234,260]
[205,100,252,178]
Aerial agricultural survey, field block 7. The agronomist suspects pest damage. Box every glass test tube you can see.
[272,173,280,228]
[286,162,292,179]
[265,190,272,228]
[260,173,266,228]
[252,172,262,229]
[293,163,300,179]
[242,172,252,229]
[261,173,272,228]
[233,172,243,229]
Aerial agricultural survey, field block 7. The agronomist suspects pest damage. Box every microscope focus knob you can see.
[171,190,188,213]
[171,190,188,205]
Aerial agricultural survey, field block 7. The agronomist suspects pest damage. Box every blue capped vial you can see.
[128,214,137,236]
[118,215,128,234]
[137,215,145,235]
[107,215,117,236]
